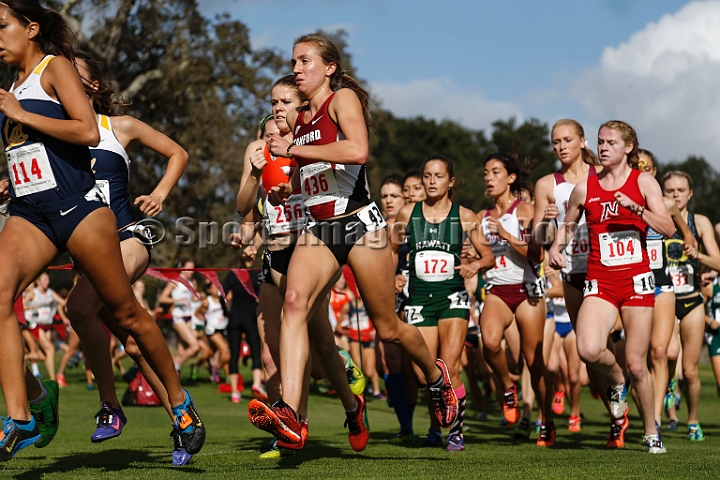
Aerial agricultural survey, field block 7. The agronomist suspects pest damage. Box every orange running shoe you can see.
[568,415,583,433]
[248,399,302,448]
[605,409,629,448]
[552,390,565,415]
[300,420,309,446]
[428,360,458,428]
[56,374,67,388]
[536,423,556,447]
[502,384,520,426]
[344,394,369,452]
[252,385,268,403]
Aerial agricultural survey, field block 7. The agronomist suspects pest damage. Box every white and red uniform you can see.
[483,199,543,313]
[204,296,228,336]
[583,168,654,308]
[329,287,350,332]
[554,167,596,277]
[293,93,370,220]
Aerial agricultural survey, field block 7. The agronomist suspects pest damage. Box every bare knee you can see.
[375,320,402,344]
[625,357,647,382]
[123,337,142,361]
[683,365,699,383]
[577,342,601,365]
[481,336,503,357]
[283,288,309,318]
[651,344,668,364]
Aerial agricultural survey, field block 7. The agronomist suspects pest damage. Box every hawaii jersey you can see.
[2,56,94,202]
[707,278,720,321]
[584,168,649,279]
[407,202,464,297]
[667,212,701,295]
[260,144,306,236]
[553,166,596,274]
[647,227,671,287]
[90,115,134,229]
[483,199,540,285]
[292,93,370,219]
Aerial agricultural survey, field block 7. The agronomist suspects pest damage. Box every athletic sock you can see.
[385,373,412,432]
[345,398,359,414]
[29,378,48,405]
[408,402,416,423]
[31,363,40,377]
[449,385,466,437]
[428,368,444,389]
[15,418,35,431]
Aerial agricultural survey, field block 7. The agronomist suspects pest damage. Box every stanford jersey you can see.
[292,93,370,219]
[584,168,649,279]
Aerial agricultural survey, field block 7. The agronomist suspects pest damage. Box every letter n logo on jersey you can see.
[600,201,619,222]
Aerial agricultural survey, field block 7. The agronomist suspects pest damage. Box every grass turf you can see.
[1,359,719,479]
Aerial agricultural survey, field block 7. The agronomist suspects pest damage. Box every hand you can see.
[241,245,257,263]
[267,134,292,157]
[483,217,510,241]
[0,89,26,123]
[613,192,637,213]
[268,183,292,206]
[548,244,567,270]
[249,147,267,177]
[134,194,164,217]
[709,319,720,331]
[0,178,9,203]
[395,274,407,294]
[683,233,699,256]
[700,270,718,286]
[455,262,480,279]
[544,197,559,221]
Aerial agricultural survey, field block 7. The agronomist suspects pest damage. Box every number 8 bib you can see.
[415,251,454,282]
[7,143,57,197]
[599,230,642,266]
[299,162,339,207]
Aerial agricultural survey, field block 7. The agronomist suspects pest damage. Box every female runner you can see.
[661,170,720,441]
[394,155,495,451]
[24,272,67,383]
[62,51,198,464]
[0,0,202,461]
[480,153,554,446]
[533,119,599,432]
[237,76,368,455]
[549,120,674,453]
[637,150,695,430]
[255,33,457,448]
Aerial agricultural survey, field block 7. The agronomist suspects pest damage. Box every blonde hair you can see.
[599,120,639,169]
[662,170,693,192]
[551,119,599,166]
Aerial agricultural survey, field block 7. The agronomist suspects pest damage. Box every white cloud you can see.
[371,78,524,133]
[571,1,720,166]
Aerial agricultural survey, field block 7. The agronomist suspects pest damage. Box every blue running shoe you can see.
[172,389,205,455]
[91,402,126,443]
[445,432,465,451]
[0,417,41,461]
[607,384,628,419]
[171,426,193,466]
[688,423,705,441]
[666,419,679,430]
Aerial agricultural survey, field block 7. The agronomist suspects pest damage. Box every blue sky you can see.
[199,0,720,167]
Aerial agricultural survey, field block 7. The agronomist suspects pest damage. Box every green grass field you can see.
[1,358,719,479]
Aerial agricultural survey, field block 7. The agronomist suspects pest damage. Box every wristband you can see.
[636,206,645,217]
[286,144,294,157]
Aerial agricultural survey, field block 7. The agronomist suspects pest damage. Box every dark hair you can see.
[73,49,128,116]
[293,33,371,127]
[422,155,455,199]
[402,169,422,187]
[380,174,403,189]
[600,120,640,169]
[484,152,530,198]
[2,1,75,62]
[551,119,599,166]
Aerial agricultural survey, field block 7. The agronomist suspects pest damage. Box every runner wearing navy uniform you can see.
[252,33,458,450]
[637,150,696,430]
[549,120,674,453]
[661,171,720,441]
[480,152,555,446]
[0,0,202,461]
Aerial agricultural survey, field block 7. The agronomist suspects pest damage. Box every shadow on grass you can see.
[9,448,204,479]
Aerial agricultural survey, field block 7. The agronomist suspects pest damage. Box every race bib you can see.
[95,179,111,204]
[36,305,54,325]
[264,193,306,236]
[525,277,546,298]
[583,279,599,296]
[415,250,454,282]
[565,227,590,258]
[355,202,386,233]
[448,290,471,309]
[669,264,694,294]
[599,230,642,266]
[404,305,424,325]
[299,162,339,207]
[632,271,655,295]
[647,239,663,270]
[7,143,56,197]
[490,245,512,272]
